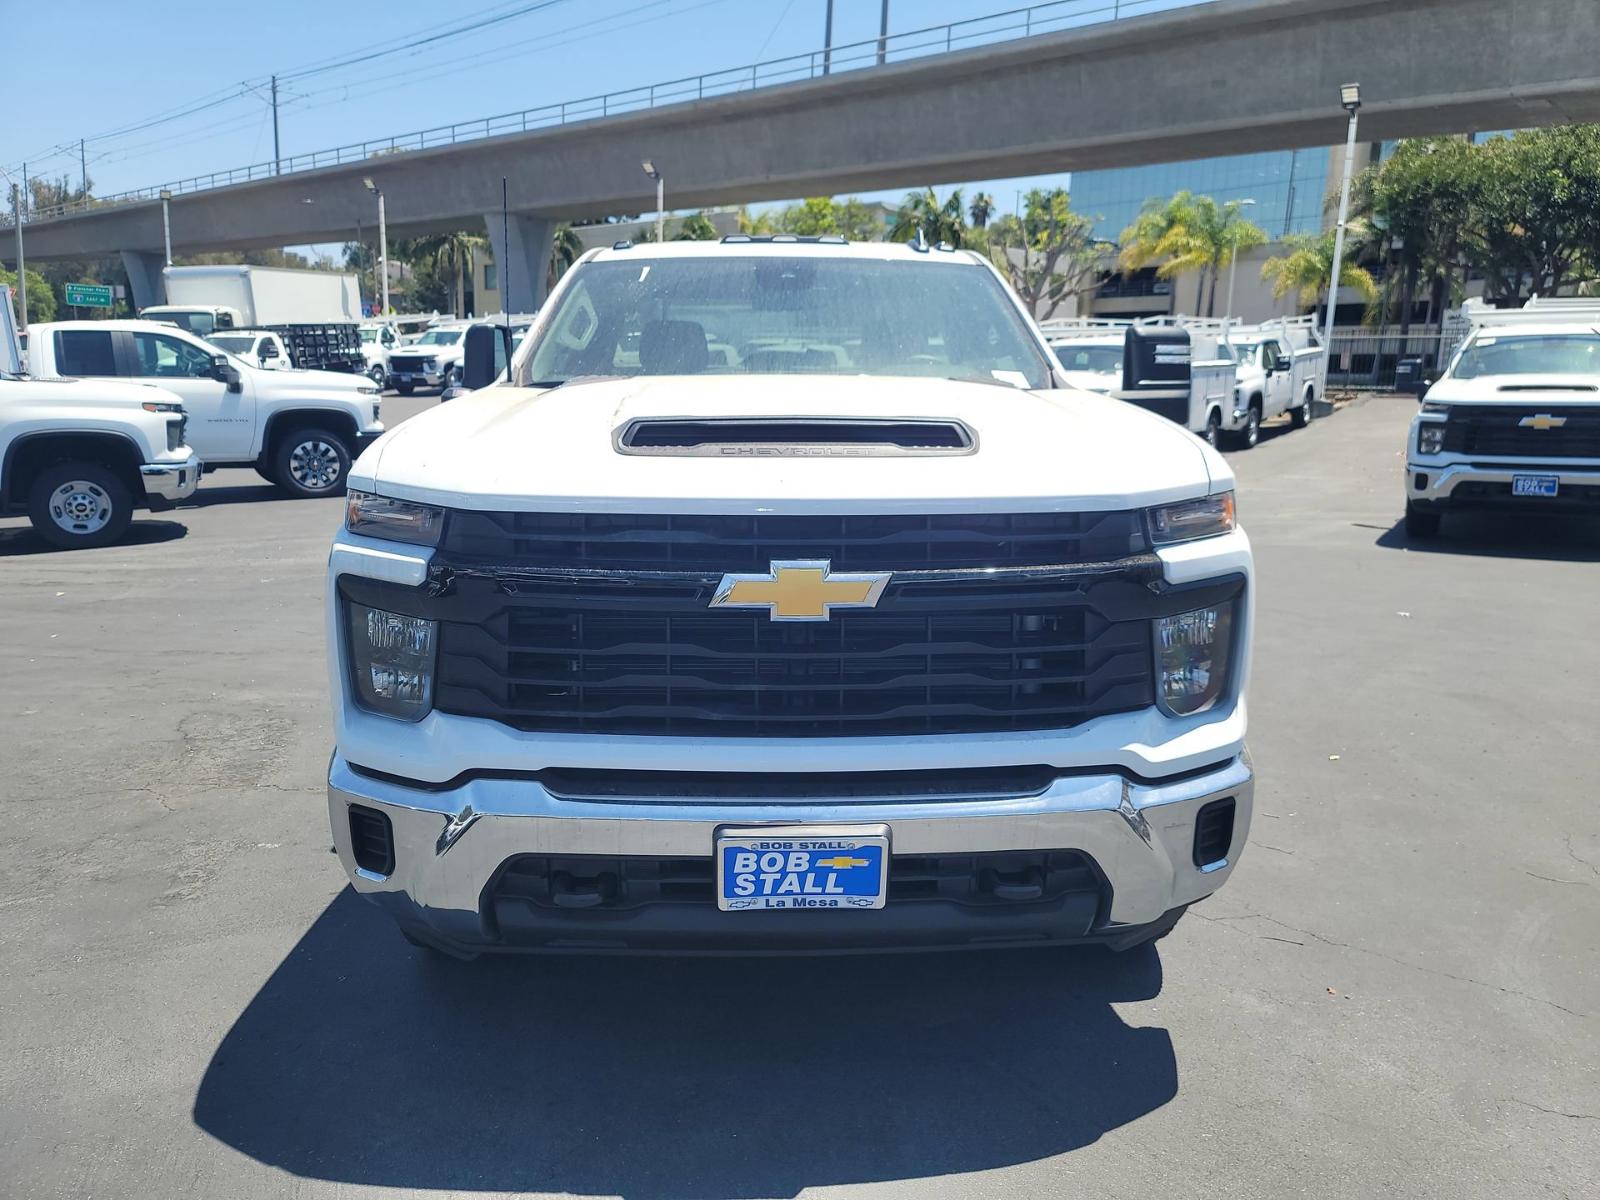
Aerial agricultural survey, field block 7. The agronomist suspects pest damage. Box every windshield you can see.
[153,310,216,337]
[416,329,463,346]
[207,335,255,354]
[359,328,377,343]
[1454,333,1600,378]
[521,255,1054,388]
[1051,343,1123,374]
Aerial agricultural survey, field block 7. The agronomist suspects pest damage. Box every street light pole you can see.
[1322,83,1363,399]
[364,178,388,316]
[159,189,173,267]
[1224,197,1257,321]
[877,0,890,66]
[642,161,664,242]
[823,0,835,75]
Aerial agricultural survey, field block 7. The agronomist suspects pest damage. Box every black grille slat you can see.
[1442,405,1600,458]
[441,510,1147,572]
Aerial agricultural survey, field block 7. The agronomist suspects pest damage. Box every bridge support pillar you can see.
[482,213,553,315]
[121,250,166,310]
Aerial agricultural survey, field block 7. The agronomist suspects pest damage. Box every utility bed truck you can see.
[142,265,364,373]
[326,239,1255,960]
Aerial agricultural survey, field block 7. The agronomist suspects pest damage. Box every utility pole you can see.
[823,0,835,75]
[80,139,88,198]
[877,0,890,65]
[10,181,26,331]
[1322,84,1363,402]
[160,190,173,267]
[271,75,281,175]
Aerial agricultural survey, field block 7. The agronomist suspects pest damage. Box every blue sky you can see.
[3,0,1200,246]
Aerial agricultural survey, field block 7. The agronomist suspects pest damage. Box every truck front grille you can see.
[387,354,432,373]
[1442,405,1600,458]
[338,509,1223,739]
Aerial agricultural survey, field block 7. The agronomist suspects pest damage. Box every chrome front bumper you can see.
[1407,460,1600,503]
[139,452,201,503]
[328,752,1253,953]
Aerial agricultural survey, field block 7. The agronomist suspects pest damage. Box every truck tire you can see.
[1204,409,1222,449]
[273,428,352,498]
[367,363,387,387]
[395,383,415,396]
[26,460,134,550]
[1292,387,1314,428]
[1229,401,1262,450]
[1405,501,1442,539]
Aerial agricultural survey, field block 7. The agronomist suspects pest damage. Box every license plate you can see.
[1512,474,1559,497]
[716,825,889,911]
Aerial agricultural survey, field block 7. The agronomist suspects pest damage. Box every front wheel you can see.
[367,364,387,387]
[1405,502,1442,539]
[27,460,134,550]
[1230,405,1261,450]
[273,429,351,498]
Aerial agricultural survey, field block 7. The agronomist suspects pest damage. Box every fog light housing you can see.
[347,602,437,721]
[1156,603,1235,716]
[1416,423,1445,455]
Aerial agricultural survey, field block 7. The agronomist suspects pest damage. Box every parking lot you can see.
[1,393,1596,1199]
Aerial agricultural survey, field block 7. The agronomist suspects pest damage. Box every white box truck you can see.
[141,265,365,374]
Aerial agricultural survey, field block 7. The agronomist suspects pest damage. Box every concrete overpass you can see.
[9,0,1600,311]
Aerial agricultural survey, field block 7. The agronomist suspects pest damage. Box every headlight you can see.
[357,384,379,396]
[1420,401,1450,415]
[141,400,183,413]
[1147,492,1235,546]
[347,602,436,722]
[1416,423,1445,455]
[345,490,445,546]
[1156,602,1235,716]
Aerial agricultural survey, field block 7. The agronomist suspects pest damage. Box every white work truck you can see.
[383,320,471,394]
[1226,315,1324,446]
[142,265,366,374]
[1405,296,1600,537]
[1,288,200,548]
[358,322,402,387]
[325,239,1255,960]
[28,319,382,496]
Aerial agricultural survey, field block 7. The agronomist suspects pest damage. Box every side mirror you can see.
[211,355,243,392]
[462,322,506,390]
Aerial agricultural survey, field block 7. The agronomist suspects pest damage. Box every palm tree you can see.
[547,224,583,292]
[1260,228,1380,325]
[889,188,967,247]
[968,192,996,229]
[412,230,485,317]
[1118,192,1267,316]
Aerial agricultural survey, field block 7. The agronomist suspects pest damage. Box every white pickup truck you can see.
[1,288,199,548]
[325,240,1255,960]
[29,319,383,496]
[383,320,471,394]
[1226,315,1324,447]
[1406,296,1600,537]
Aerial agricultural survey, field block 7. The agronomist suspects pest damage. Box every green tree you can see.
[548,224,584,291]
[0,267,57,323]
[673,212,719,241]
[404,231,485,317]
[969,192,996,229]
[1364,137,1478,330]
[889,188,967,247]
[986,188,1104,319]
[1260,228,1379,323]
[1118,191,1268,316]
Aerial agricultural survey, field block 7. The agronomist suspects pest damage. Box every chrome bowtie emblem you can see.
[1519,413,1568,431]
[710,560,891,622]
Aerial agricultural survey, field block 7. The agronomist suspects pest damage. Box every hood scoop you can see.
[615,417,977,457]
[1497,383,1598,392]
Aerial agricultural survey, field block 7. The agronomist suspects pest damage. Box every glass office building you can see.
[1072,148,1331,243]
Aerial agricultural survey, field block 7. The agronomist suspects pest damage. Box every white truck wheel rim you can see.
[49,480,114,534]
[290,441,341,490]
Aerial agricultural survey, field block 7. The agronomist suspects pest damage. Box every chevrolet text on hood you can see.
[327,238,1255,959]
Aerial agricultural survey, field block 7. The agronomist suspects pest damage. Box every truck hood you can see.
[1427,374,1600,405]
[254,366,373,394]
[355,375,1224,513]
[2,376,185,409]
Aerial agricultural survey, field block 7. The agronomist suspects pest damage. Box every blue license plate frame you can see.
[1512,474,1559,497]
[715,824,890,912]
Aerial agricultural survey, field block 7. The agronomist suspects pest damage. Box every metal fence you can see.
[1324,321,1471,391]
[4,0,1193,228]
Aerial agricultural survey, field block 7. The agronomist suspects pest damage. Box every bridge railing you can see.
[5,0,1188,227]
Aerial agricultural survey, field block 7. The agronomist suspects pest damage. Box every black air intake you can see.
[1192,797,1236,869]
[348,805,396,876]
[615,418,975,457]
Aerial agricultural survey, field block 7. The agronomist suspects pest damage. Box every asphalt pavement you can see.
[1,392,1596,1199]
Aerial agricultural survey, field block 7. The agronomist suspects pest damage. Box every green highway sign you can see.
[64,283,114,309]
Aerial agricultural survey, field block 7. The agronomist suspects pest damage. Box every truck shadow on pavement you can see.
[0,519,187,556]
[193,889,1177,1197]
[1374,513,1600,561]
